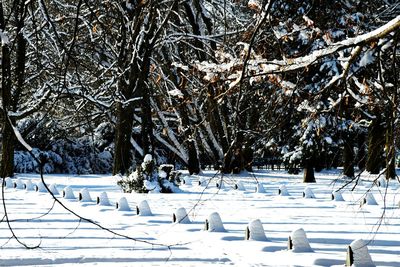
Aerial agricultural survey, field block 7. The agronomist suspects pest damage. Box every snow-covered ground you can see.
[1,170,399,266]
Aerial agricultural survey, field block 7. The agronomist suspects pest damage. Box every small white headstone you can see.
[289,228,313,252]
[246,219,267,241]
[332,191,345,201]
[377,177,387,188]
[348,239,375,267]
[363,193,378,205]
[97,192,111,206]
[116,197,131,211]
[79,188,93,202]
[279,184,290,196]
[303,187,315,199]
[216,179,225,189]
[36,181,48,193]
[206,212,226,232]
[198,177,207,186]
[49,184,59,195]
[63,186,76,199]
[174,207,191,224]
[5,178,14,189]
[137,200,152,216]
[256,183,266,193]
[235,181,246,191]
[183,176,192,186]
[25,180,35,191]
[14,178,25,189]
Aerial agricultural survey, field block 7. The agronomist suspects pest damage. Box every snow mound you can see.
[116,197,131,211]
[183,176,192,185]
[289,228,313,252]
[332,191,345,201]
[246,219,267,241]
[96,192,111,206]
[235,181,245,191]
[216,179,225,189]
[205,212,226,232]
[198,177,207,186]
[79,188,93,202]
[36,181,48,193]
[14,178,25,189]
[63,186,76,200]
[363,193,378,205]
[5,178,14,189]
[49,184,59,195]
[173,207,191,224]
[137,200,152,216]
[256,183,266,193]
[278,184,290,196]
[376,177,387,188]
[25,180,35,191]
[348,239,375,267]
[303,187,315,198]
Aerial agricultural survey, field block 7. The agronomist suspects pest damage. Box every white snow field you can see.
[1,170,400,266]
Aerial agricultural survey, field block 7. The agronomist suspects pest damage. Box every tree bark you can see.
[343,139,355,178]
[366,115,384,174]
[113,102,135,175]
[385,113,396,179]
[303,159,316,183]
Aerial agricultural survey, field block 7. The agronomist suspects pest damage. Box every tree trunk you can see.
[187,139,200,174]
[303,159,316,183]
[385,114,396,179]
[1,122,15,178]
[113,102,135,175]
[343,139,355,178]
[356,133,366,171]
[366,116,384,174]
[0,3,14,178]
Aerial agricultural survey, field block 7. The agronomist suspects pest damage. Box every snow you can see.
[174,207,191,224]
[5,177,14,189]
[97,192,111,206]
[36,181,48,193]
[206,212,226,232]
[303,186,316,198]
[182,175,192,185]
[63,186,76,200]
[279,184,290,196]
[256,182,266,193]
[349,239,376,267]
[247,219,267,241]
[1,170,400,266]
[116,197,131,211]
[79,188,93,202]
[290,228,313,252]
[14,178,25,189]
[137,200,152,216]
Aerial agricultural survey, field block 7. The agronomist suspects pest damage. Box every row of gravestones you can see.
[3,177,153,215]
[172,207,376,267]
[4,177,378,266]
[196,177,381,207]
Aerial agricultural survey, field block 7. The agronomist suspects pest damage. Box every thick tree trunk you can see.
[187,140,200,174]
[366,116,384,174]
[303,159,316,183]
[0,4,14,178]
[1,122,15,178]
[113,103,135,175]
[343,139,355,178]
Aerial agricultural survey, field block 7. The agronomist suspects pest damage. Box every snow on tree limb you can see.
[194,15,400,85]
